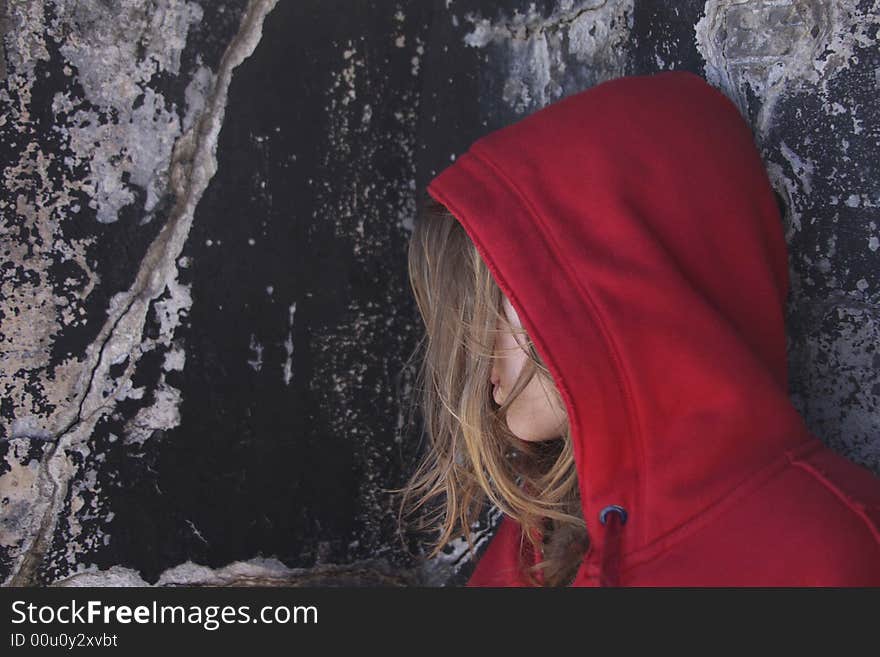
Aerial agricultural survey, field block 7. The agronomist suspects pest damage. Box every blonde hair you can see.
[390,193,589,586]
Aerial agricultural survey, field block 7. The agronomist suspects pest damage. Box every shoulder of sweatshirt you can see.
[467,440,880,587]
[619,440,880,586]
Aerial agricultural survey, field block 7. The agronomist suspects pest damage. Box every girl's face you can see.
[490,295,567,442]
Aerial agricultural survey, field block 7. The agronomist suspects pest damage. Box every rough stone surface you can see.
[1,0,878,587]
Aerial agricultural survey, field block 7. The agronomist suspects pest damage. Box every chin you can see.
[507,417,545,443]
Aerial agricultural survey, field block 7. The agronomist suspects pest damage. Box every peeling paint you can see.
[779,140,815,196]
[51,0,204,224]
[0,0,6,81]
[282,301,296,386]
[1,0,280,586]
[790,300,880,473]
[695,0,880,132]
[0,440,43,557]
[247,332,264,371]
[53,555,422,587]
[461,0,634,114]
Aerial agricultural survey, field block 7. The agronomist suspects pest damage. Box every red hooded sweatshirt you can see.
[425,70,880,587]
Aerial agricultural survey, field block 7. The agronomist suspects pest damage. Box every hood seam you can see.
[788,457,880,544]
[467,144,648,546]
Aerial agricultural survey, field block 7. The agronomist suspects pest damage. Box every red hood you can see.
[426,71,815,581]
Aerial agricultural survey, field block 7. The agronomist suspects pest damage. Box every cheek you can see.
[507,377,566,441]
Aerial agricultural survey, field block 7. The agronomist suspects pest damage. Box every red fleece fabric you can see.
[426,71,880,586]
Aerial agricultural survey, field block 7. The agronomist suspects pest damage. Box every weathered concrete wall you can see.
[1,0,878,587]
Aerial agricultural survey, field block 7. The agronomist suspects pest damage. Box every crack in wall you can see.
[0,0,205,583]
[464,0,610,44]
[7,0,280,586]
[8,294,136,586]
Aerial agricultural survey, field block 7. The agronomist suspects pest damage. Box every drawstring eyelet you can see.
[599,504,628,526]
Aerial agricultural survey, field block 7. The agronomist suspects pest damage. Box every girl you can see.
[395,71,880,586]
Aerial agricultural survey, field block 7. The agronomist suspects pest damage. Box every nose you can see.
[490,366,500,387]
